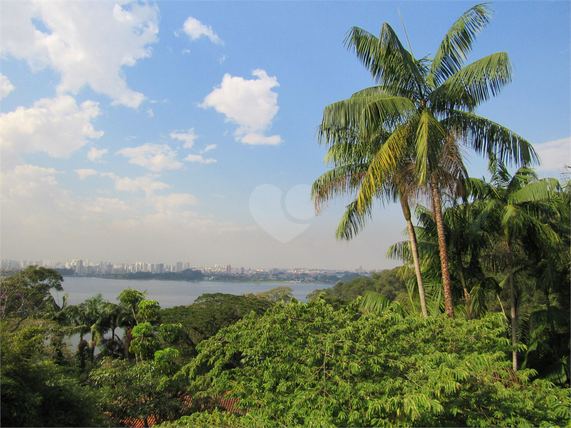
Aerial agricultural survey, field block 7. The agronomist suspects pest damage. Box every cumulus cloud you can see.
[101,171,197,212]
[170,128,198,149]
[75,169,98,180]
[0,74,15,99]
[182,16,223,45]
[201,69,282,145]
[102,172,170,196]
[0,1,159,108]
[201,144,217,153]
[88,147,108,162]
[2,164,61,199]
[117,143,183,172]
[0,95,103,159]
[184,154,217,164]
[533,137,571,172]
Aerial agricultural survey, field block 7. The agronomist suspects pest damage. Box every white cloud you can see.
[0,95,103,159]
[75,169,98,180]
[2,164,61,198]
[533,137,571,172]
[88,147,108,162]
[117,143,183,172]
[0,1,159,108]
[201,144,217,153]
[101,171,197,212]
[147,108,154,118]
[102,172,170,196]
[182,16,223,45]
[184,154,217,164]
[241,133,283,146]
[170,128,198,149]
[201,69,282,145]
[0,74,15,99]
[219,54,227,64]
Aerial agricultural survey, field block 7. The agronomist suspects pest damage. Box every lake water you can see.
[53,276,333,308]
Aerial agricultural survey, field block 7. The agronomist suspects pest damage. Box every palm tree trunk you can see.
[507,245,518,371]
[431,180,454,318]
[401,198,428,317]
[456,253,472,320]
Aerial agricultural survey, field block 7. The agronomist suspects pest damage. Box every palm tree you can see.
[312,130,430,317]
[471,160,562,371]
[317,3,538,317]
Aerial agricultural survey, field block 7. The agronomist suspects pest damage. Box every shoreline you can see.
[64,275,336,285]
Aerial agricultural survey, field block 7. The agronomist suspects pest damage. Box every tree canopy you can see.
[165,298,569,427]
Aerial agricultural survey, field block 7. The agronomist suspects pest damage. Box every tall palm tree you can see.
[317,3,538,317]
[313,138,431,316]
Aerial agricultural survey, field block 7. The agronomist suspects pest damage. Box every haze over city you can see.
[1,1,569,270]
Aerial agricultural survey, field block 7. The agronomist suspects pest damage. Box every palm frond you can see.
[312,164,369,214]
[344,23,425,97]
[428,3,493,87]
[509,178,561,205]
[361,291,408,316]
[443,111,539,167]
[335,199,373,241]
[433,52,512,111]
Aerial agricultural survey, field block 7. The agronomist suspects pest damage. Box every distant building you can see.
[226,265,231,275]
[176,262,183,273]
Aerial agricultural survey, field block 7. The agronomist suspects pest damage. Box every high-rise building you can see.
[226,265,231,275]
[176,262,183,273]
[75,260,84,275]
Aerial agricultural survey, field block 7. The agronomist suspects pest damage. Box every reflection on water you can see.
[52,276,333,308]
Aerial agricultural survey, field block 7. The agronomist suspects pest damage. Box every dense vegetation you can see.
[165,299,569,428]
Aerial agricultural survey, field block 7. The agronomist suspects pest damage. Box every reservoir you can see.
[52,276,333,308]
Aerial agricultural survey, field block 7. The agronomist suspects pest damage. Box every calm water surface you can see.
[53,276,333,308]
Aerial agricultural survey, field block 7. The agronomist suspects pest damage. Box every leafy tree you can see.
[1,322,105,427]
[317,3,538,317]
[0,266,64,330]
[90,354,192,427]
[308,267,407,302]
[168,299,569,427]
[161,293,273,355]
[255,286,293,303]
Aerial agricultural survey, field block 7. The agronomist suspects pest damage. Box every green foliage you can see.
[118,288,146,318]
[138,298,161,323]
[160,293,273,355]
[255,286,294,303]
[1,266,64,327]
[308,267,406,302]
[172,299,569,427]
[1,322,105,427]
[90,357,191,426]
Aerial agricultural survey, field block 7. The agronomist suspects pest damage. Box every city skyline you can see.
[1,2,569,271]
[1,258,367,275]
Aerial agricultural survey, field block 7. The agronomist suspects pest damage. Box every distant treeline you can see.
[54,268,204,281]
[124,269,204,281]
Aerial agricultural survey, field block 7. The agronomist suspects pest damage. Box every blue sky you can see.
[1,1,569,270]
